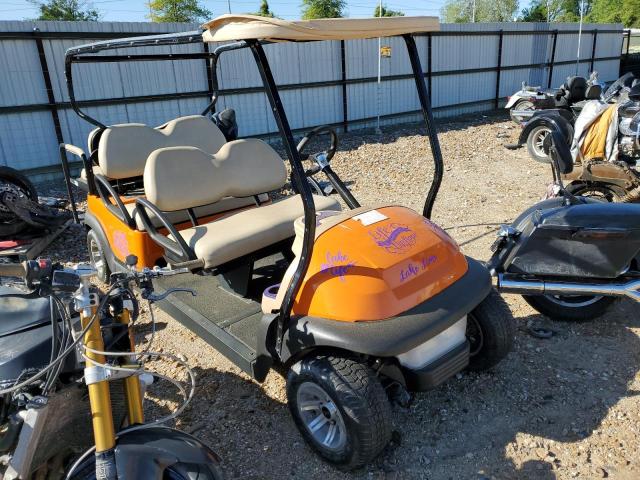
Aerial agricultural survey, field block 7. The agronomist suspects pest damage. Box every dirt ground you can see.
[41,111,640,479]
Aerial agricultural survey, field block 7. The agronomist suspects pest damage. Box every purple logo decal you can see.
[369,223,417,254]
[320,251,355,282]
[400,255,438,282]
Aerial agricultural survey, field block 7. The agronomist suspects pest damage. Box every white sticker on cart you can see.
[353,210,388,226]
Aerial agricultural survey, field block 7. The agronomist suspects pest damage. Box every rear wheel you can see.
[566,182,623,202]
[87,229,110,283]
[466,289,515,371]
[523,294,616,322]
[509,99,535,123]
[287,355,392,470]
[526,125,552,163]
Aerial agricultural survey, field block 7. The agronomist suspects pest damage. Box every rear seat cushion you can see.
[172,195,341,269]
[125,194,269,231]
[98,115,227,179]
[145,140,287,212]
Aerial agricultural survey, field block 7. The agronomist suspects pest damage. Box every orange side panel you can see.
[293,206,468,322]
[87,195,162,268]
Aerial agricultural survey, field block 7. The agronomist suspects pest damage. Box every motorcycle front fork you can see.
[76,279,144,477]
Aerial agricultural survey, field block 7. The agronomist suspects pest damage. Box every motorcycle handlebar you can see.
[0,262,27,278]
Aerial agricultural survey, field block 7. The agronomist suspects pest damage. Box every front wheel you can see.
[526,125,552,163]
[523,294,616,322]
[466,289,515,371]
[71,461,223,480]
[287,355,392,471]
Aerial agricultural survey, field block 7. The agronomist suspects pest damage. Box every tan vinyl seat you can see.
[86,115,267,230]
[144,140,341,268]
[176,195,339,268]
[124,193,269,231]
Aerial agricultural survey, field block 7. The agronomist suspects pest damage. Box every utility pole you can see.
[546,0,550,22]
[376,0,382,134]
[472,0,476,22]
[227,0,231,14]
[576,0,584,75]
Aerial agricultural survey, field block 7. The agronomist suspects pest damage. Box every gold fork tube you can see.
[117,308,144,425]
[82,306,116,453]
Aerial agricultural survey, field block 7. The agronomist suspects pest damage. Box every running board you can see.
[497,274,640,302]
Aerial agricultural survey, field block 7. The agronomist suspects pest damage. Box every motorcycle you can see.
[509,72,638,163]
[489,117,640,322]
[506,71,603,124]
[0,256,223,479]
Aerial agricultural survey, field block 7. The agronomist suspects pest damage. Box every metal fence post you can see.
[590,29,598,73]
[34,32,64,148]
[548,30,558,89]
[340,40,348,132]
[495,30,504,109]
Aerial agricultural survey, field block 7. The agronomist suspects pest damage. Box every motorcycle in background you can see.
[0,257,223,479]
[506,71,603,124]
[508,72,638,163]
[490,118,640,322]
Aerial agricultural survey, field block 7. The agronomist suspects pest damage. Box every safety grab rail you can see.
[134,198,196,264]
[93,174,135,229]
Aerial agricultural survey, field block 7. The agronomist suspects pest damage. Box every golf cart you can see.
[60,15,514,470]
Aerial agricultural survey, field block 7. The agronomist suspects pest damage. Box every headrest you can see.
[144,139,287,212]
[97,116,227,179]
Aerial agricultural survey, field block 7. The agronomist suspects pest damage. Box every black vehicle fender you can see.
[518,111,574,146]
[83,211,117,275]
[71,426,223,479]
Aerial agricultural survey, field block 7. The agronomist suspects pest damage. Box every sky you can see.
[0,0,533,22]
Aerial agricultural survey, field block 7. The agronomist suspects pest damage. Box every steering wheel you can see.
[296,125,338,177]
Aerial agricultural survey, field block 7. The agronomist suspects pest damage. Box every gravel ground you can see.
[38,110,640,480]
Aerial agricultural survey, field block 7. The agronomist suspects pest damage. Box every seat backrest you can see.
[144,139,287,212]
[585,83,602,100]
[565,76,587,103]
[96,115,227,180]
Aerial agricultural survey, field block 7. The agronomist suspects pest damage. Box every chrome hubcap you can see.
[533,128,550,156]
[296,382,347,451]
[546,294,603,308]
[88,237,105,278]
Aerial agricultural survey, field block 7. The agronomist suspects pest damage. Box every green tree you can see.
[441,0,519,23]
[301,0,345,19]
[254,0,274,17]
[29,0,100,21]
[147,0,212,23]
[588,0,622,23]
[373,4,405,17]
[621,0,640,27]
[520,0,564,21]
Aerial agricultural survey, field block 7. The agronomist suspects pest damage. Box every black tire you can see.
[0,166,38,236]
[466,289,515,371]
[526,125,552,163]
[566,182,623,202]
[287,355,392,471]
[87,229,111,283]
[523,294,616,322]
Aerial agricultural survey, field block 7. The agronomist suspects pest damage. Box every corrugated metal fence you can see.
[0,20,624,179]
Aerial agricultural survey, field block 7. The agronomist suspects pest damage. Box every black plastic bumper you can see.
[278,256,491,363]
[402,340,470,392]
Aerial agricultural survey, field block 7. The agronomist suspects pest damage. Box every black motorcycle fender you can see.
[72,426,222,479]
[518,111,574,146]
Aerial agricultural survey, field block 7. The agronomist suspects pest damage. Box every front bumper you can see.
[402,341,469,391]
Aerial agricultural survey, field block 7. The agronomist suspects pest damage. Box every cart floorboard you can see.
[154,253,287,376]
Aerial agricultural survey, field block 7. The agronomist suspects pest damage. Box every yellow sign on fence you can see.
[380,46,392,58]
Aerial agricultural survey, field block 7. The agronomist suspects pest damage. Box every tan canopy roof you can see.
[202,15,439,42]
